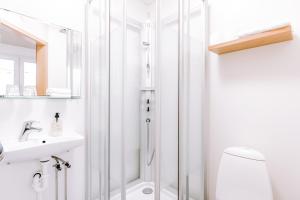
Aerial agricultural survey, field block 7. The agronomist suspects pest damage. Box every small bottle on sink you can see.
[50,113,63,137]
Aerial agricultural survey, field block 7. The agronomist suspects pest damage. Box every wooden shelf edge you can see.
[208,25,293,55]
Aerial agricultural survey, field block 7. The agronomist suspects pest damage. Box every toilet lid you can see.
[224,147,265,161]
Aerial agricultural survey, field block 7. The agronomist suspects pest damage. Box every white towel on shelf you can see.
[48,94,71,98]
[46,88,71,98]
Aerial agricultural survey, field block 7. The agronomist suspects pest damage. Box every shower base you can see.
[110,182,177,200]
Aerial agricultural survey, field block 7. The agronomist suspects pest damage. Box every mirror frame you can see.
[0,8,82,99]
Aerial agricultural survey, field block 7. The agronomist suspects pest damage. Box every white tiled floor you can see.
[110,182,177,200]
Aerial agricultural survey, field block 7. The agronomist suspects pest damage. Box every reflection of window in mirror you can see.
[0,54,36,96]
[23,61,36,87]
[0,58,15,95]
[0,19,44,96]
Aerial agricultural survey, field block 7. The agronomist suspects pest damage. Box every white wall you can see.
[207,0,300,199]
[0,0,85,200]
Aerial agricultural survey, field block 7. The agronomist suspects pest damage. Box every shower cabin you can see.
[85,0,206,200]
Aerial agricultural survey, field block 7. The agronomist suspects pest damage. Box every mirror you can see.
[0,8,82,99]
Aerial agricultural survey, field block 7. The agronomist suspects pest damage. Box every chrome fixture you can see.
[53,159,62,200]
[0,142,3,161]
[19,121,43,142]
[146,118,155,166]
[52,156,71,200]
[142,187,153,194]
[142,41,150,46]
[52,155,71,168]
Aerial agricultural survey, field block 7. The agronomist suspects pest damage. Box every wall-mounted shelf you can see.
[208,25,293,55]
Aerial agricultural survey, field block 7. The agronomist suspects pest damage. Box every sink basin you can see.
[1,134,84,163]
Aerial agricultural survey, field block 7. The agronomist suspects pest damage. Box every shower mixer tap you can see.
[146,99,151,112]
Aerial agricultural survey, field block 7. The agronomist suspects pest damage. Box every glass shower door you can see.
[178,0,206,199]
[157,0,179,199]
[110,0,146,200]
[86,0,206,200]
[109,1,143,200]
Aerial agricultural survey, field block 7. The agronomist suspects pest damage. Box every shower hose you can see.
[146,118,155,166]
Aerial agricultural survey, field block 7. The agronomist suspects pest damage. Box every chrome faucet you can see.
[19,121,43,142]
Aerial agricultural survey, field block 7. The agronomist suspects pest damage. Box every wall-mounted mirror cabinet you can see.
[0,8,82,99]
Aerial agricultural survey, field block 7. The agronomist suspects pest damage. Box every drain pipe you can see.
[53,159,62,200]
[52,156,71,200]
[32,158,50,200]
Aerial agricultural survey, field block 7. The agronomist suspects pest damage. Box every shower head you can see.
[142,41,150,46]
[60,28,68,33]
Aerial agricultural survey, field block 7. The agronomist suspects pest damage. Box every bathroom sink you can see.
[0,134,84,163]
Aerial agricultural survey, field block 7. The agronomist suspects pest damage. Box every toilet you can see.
[216,147,273,200]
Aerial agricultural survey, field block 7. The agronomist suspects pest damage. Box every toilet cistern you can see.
[19,121,43,142]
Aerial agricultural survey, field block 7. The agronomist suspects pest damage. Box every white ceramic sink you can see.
[1,134,84,163]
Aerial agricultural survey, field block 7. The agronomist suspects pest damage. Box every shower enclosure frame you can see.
[85,0,208,199]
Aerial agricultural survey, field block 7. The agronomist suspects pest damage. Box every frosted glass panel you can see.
[110,0,124,193]
[181,1,204,199]
[186,2,204,199]
[124,28,141,184]
[0,58,14,95]
[159,0,179,198]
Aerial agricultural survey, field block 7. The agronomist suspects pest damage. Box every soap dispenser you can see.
[50,112,63,137]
